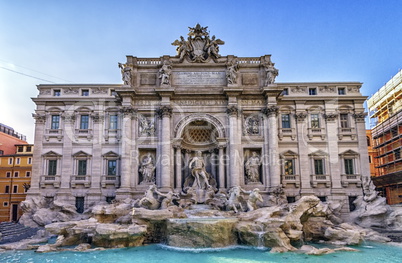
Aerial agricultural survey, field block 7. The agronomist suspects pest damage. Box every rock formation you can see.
[12,185,395,254]
[18,197,85,228]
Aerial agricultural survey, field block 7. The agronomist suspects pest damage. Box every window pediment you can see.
[42,151,62,157]
[308,150,328,157]
[73,150,92,158]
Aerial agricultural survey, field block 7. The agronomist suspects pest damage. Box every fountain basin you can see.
[166,217,238,248]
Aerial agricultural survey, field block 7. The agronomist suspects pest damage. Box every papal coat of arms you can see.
[171,24,225,63]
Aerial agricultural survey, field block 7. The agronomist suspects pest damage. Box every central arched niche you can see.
[174,114,226,189]
[181,120,218,150]
[174,113,226,151]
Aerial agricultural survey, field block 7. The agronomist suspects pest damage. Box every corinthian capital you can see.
[261,106,278,117]
[120,106,137,118]
[157,105,173,118]
[32,113,46,123]
[226,105,239,117]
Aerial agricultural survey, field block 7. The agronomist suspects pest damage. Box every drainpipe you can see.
[8,156,14,222]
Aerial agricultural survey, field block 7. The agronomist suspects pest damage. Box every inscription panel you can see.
[173,72,226,86]
[173,100,227,106]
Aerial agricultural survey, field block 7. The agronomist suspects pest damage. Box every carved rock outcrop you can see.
[19,197,83,228]
[44,219,147,248]
[167,218,238,248]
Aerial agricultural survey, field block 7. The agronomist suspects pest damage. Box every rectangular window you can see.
[5,185,9,193]
[109,115,118,130]
[281,114,291,128]
[282,88,288,95]
[80,115,89,129]
[314,159,324,175]
[338,87,346,95]
[349,196,357,211]
[368,156,372,163]
[48,160,57,175]
[13,185,18,193]
[26,171,31,177]
[26,146,32,152]
[14,172,19,178]
[108,160,117,175]
[344,159,354,174]
[395,149,401,160]
[309,88,317,95]
[53,90,61,96]
[16,158,20,165]
[82,89,89,96]
[75,197,85,214]
[17,146,23,152]
[311,114,320,128]
[340,114,349,128]
[6,172,11,178]
[284,159,294,175]
[51,115,60,130]
[28,157,32,164]
[3,202,8,207]
[8,158,13,165]
[78,160,87,175]
[111,90,117,96]
[0,150,3,155]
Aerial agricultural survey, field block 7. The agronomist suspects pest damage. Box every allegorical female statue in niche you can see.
[139,153,155,184]
[245,152,262,183]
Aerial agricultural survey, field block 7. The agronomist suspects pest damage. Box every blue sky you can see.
[1,1,401,143]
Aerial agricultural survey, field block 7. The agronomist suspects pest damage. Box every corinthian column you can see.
[119,107,136,191]
[262,106,280,187]
[227,105,241,187]
[157,105,173,190]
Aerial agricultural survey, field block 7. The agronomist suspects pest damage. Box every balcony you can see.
[74,129,93,140]
[101,175,120,188]
[278,128,296,140]
[341,174,362,188]
[71,175,91,188]
[310,174,331,188]
[281,174,300,188]
[104,129,122,142]
[338,127,356,140]
[40,175,61,188]
[44,129,63,142]
[307,127,326,140]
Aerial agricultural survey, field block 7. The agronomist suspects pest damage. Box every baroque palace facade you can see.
[29,25,369,214]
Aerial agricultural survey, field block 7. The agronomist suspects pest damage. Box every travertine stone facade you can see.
[29,25,369,215]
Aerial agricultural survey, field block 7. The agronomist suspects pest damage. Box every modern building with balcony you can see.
[368,70,402,204]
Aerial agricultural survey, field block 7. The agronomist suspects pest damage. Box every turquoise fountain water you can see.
[1,242,402,263]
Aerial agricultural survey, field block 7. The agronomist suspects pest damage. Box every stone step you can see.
[0,222,41,244]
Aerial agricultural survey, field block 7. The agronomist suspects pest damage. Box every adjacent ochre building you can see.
[368,70,402,204]
[0,124,32,222]
[28,25,369,215]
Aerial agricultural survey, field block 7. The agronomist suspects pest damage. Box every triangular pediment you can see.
[339,149,359,156]
[102,151,120,158]
[72,150,92,157]
[281,150,298,157]
[42,151,62,157]
[308,150,328,157]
